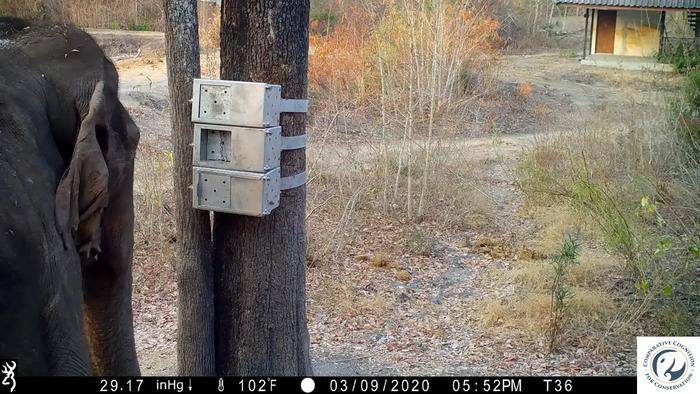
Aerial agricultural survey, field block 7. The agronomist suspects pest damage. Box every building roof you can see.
[556,0,700,9]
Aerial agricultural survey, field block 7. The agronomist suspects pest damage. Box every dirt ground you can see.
[115,48,678,375]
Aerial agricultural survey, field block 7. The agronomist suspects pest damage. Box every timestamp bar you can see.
[14,376,635,394]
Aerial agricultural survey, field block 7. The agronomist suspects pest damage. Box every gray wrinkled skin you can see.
[0,18,140,376]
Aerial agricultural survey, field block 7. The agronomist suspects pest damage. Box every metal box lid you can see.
[192,166,281,216]
[191,79,282,128]
[193,124,281,173]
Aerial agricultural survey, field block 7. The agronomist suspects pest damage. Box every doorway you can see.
[595,10,617,54]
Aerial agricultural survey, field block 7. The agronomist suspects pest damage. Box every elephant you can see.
[0,18,141,376]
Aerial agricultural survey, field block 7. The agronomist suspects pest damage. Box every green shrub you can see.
[656,302,693,336]
[683,71,700,110]
[674,71,700,153]
[659,42,700,72]
[128,22,151,32]
[310,0,341,34]
[548,234,580,352]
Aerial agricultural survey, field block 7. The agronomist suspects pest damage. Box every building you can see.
[555,0,700,70]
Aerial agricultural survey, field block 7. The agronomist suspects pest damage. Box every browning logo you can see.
[0,360,16,393]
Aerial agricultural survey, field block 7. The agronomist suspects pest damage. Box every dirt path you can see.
[118,53,676,375]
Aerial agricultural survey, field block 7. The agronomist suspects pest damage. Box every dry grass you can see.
[129,142,178,365]
[525,206,582,255]
[198,6,220,78]
[306,137,500,266]
[370,253,391,268]
[475,193,625,349]
[516,82,534,98]
[0,0,220,33]
[317,280,393,320]
[395,270,411,282]
[0,0,164,30]
[132,146,176,266]
[532,103,551,117]
[480,281,617,334]
[515,95,699,337]
[198,6,219,49]
[504,243,617,291]
[569,249,619,287]
[504,263,551,291]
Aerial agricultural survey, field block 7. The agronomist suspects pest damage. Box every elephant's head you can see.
[3,19,141,262]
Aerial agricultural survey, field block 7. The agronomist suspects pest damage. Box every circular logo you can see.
[642,340,695,390]
[652,348,689,383]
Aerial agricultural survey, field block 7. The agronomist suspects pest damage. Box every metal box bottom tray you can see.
[193,166,281,216]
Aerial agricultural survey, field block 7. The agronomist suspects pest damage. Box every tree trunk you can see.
[135,0,141,25]
[163,0,216,376]
[217,0,312,376]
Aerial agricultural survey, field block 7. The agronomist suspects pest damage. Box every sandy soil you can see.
[115,51,678,376]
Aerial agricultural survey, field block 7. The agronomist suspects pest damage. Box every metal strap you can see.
[281,134,307,150]
[280,171,306,190]
[280,99,309,113]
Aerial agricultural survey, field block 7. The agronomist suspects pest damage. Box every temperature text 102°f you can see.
[238,378,278,392]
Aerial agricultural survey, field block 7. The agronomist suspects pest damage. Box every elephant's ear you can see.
[56,81,110,260]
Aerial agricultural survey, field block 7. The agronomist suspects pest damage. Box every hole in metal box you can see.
[200,129,231,163]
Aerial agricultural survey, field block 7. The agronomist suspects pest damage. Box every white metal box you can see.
[192,166,281,216]
[192,79,282,128]
[193,124,281,173]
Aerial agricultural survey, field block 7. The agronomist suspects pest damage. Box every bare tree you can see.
[162,0,216,376]
[216,0,312,375]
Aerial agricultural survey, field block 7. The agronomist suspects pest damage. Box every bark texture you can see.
[163,0,216,376]
[216,0,312,376]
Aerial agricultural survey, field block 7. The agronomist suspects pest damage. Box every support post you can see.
[589,9,596,56]
[583,8,589,59]
[659,11,666,56]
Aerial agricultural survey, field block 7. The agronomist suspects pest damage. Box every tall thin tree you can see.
[163,0,216,375]
[216,0,312,375]
[418,0,442,219]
